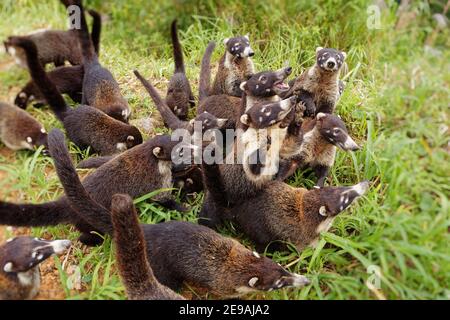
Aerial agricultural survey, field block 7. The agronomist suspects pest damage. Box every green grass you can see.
[0,0,449,300]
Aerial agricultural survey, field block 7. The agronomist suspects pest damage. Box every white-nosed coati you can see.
[209,35,255,98]
[14,65,84,109]
[0,129,186,246]
[0,237,71,300]
[277,112,360,187]
[9,36,142,156]
[111,194,184,300]
[285,47,347,116]
[46,139,310,297]
[164,20,195,121]
[63,0,131,122]
[197,67,292,129]
[0,102,48,151]
[3,9,101,68]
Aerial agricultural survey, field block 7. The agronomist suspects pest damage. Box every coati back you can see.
[10,36,142,156]
[111,194,184,300]
[210,35,255,97]
[0,102,47,151]
[165,20,195,120]
[3,9,101,68]
[64,0,131,122]
[15,65,84,109]
[0,237,70,300]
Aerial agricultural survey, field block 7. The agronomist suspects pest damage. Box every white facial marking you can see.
[19,92,27,98]
[37,253,44,260]
[186,178,194,184]
[50,240,71,254]
[351,181,369,195]
[243,46,252,57]
[255,84,259,89]
[26,137,32,144]
[258,116,263,123]
[32,251,38,259]
[116,142,127,151]
[3,262,13,273]
[291,274,310,287]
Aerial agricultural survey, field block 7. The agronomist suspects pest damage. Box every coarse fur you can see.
[10,36,142,156]
[198,41,216,102]
[0,102,48,151]
[165,20,195,120]
[0,237,70,300]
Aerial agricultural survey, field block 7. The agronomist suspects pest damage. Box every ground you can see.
[0,0,449,300]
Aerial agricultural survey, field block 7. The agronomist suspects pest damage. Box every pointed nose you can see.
[291,274,311,287]
[327,61,335,68]
[285,66,292,75]
[248,51,255,57]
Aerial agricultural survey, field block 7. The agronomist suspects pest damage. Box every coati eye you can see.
[258,75,268,83]
[248,277,259,287]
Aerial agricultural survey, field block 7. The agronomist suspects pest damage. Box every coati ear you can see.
[248,277,259,287]
[239,81,248,92]
[26,137,33,144]
[217,118,228,127]
[3,262,14,273]
[316,46,323,54]
[189,119,196,127]
[152,147,162,158]
[244,34,249,40]
[127,135,135,142]
[319,205,327,217]
[19,92,27,98]
[240,114,250,125]
[316,112,326,120]
[341,51,347,59]
[223,38,230,45]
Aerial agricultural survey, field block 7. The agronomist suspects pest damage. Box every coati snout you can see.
[240,96,297,129]
[316,113,360,151]
[1,237,71,273]
[240,67,292,98]
[316,47,347,72]
[224,35,254,58]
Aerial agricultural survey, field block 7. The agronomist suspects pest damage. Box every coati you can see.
[232,180,370,252]
[9,36,142,156]
[111,194,184,300]
[285,47,347,116]
[0,129,187,246]
[0,237,71,300]
[210,35,255,97]
[45,140,311,297]
[63,0,131,122]
[0,102,48,151]
[277,112,360,187]
[165,20,195,121]
[197,67,292,129]
[14,65,84,109]
[3,9,101,68]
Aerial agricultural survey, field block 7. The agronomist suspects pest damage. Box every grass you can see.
[0,0,449,300]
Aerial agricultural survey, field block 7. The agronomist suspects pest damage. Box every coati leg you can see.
[298,89,316,117]
[198,194,225,229]
[77,156,114,169]
[155,199,188,213]
[314,164,329,188]
[276,155,303,181]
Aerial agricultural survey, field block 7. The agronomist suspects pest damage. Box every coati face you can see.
[117,126,143,152]
[190,111,228,131]
[24,127,48,152]
[316,113,360,151]
[240,96,296,129]
[108,105,131,123]
[224,35,254,58]
[234,251,310,294]
[151,134,197,162]
[1,237,71,274]
[315,47,346,72]
[14,91,35,109]
[240,67,292,98]
[166,89,190,120]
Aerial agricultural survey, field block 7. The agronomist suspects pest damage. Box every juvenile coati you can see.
[285,47,347,115]
[277,112,360,187]
[10,36,142,156]
[0,102,48,151]
[197,67,292,129]
[210,35,255,97]
[45,140,310,297]
[63,0,131,122]
[0,129,187,246]
[3,9,101,68]
[111,194,184,300]
[165,20,195,121]
[14,65,84,109]
[0,237,71,300]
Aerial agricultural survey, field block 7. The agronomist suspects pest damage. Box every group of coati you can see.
[0,0,369,300]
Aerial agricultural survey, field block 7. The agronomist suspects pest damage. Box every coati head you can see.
[14,91,36,109]
[224,35,254,58]
[316,113,360,151]
[1,237,71,274]
[229,249,310,295]
[240,96,296,129]
[150,134,197,163]
[116,126,143,152]
[239,67,292,98]
[107,105,131,123]
[315,47,347,73]
[189,111,228,131]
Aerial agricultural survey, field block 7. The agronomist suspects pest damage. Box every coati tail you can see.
[7,37,68,121]
[171,20,185,74]
[77,156,114,169]
[201,161,229,209]
[133,70,183,131]
[0,201,69,227]
[48,129,113,234]
[88,9,102,55]
[199,41,216,102]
